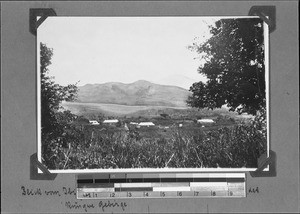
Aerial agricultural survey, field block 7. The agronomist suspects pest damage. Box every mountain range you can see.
[155,74,199,90]
[77,80,191,107]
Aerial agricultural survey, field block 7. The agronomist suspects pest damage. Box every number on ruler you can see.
[229,191,233,196]
[110,193,115,197]
[177,191,182,196]
[194,191,199,196]
[127,192,132,197]
[144,192,149,197]
[83,193,91,197]
[160,192,165,197]
[211,191,216,196]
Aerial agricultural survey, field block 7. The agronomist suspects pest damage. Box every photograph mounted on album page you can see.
[37,16,269,173]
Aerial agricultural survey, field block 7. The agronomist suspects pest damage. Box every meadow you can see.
[61,101,252,120]
[41,104,266,170]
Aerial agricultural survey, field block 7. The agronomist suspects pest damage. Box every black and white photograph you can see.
[37,16,269,172]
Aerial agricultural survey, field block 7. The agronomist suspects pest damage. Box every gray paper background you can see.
[1,1,299,213]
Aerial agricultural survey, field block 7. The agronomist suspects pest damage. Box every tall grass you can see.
[42,112,267,170]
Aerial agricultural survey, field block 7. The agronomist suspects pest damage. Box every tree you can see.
[187,18,266,115]
[40,43,80,168]
[160,113,169,119]
[40,43,78,137]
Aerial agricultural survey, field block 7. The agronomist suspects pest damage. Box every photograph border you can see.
[36,15,270,173]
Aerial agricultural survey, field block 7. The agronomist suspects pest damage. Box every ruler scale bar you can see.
[76,173,246,199]
[95,179,110,183]
[79,178,245,183]
[78,183,114,188]
[115,187,154,192]
[77,179,94,183]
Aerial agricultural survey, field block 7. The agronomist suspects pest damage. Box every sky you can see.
[37,17,219,88]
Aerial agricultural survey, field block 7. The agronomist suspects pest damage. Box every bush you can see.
[42,112,267,169]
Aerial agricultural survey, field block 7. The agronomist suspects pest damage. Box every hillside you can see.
[61,101,250,122]
[155,74,200,90]
[77,80,191,107]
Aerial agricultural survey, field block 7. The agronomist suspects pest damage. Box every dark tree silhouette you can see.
[40,43,79,168]
[160,113,169,119]
[40,43,78,137]
[187,18,266,115]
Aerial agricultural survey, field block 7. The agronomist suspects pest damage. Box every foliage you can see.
[42,118,267,169]
[160,113,169,119]
[74,115,90,125]
[40,43,78,135]
[187,18,266,115]
[40,43,79,168]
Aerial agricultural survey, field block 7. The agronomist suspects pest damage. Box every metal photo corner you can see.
[248,5,276,178]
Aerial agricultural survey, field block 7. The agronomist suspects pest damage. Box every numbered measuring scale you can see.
[77,173,246,199]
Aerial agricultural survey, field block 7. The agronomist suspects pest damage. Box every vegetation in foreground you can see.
[42,110,266,170]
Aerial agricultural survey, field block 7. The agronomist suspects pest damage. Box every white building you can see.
[139,122,155,127]
[89,120,99,125]
[103,119,119,124]
[197,119,215,124]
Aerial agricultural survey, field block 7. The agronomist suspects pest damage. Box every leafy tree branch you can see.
[187,18,266,115]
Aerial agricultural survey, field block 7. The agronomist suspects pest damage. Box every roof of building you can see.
[103,119,119,123]
[197,119,215,123]
[139,122,155,126]
[89,120,99,123]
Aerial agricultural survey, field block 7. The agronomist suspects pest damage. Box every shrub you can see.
[42,110,267,169]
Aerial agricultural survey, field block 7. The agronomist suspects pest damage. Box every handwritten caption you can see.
[21,186,76,197]
[248,186,259,194]
[20,186,128,212]
[65,200,127,212]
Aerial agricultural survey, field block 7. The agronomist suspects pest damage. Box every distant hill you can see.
[77,80,191,107]
[155,74,199,90]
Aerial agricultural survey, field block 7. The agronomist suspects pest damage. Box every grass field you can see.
[42,120,267,170]
[42,103,267,169]
[62,101,189,116]
[61,101,253,121]
[42,102,266,170]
